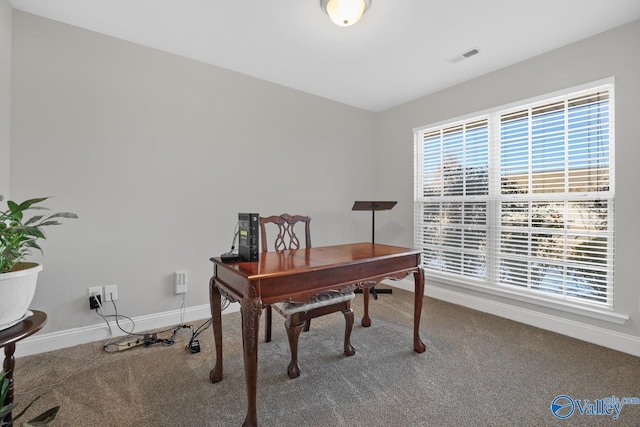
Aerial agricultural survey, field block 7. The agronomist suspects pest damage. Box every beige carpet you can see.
[11,286,640,426]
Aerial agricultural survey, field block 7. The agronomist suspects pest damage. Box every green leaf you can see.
[0,372,8,402]
[16,198,49,211]
[24,240,43,251]
[8,394,43,422]
[1,197,77,273]
[7,200,18,212]
[27,406,60,424]
[23,215,45,226]
[20,227,46,239]
[45,212,78,220]
[0,402,18,419]
[33,220,61,228]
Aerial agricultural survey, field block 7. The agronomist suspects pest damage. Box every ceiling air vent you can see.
[462,48,479,58]
[449,47,480,64]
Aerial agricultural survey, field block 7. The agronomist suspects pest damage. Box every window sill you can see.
[420,273,629,325]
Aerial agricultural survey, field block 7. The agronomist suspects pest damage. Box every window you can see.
[414,80,614,309]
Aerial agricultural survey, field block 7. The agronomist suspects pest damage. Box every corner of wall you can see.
[0,0,12,200]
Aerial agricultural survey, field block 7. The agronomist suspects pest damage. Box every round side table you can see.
[0,310,47,424]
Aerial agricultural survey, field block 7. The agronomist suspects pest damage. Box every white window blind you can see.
[414,81,615,308]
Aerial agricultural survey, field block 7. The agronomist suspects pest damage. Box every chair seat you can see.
[273,292,356,317]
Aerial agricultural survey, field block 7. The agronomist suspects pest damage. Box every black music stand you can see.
[352,201,397,298]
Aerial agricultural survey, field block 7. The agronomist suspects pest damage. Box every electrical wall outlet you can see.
[88,287,102,310]
[175,271,187,294]
[104,284,118,301]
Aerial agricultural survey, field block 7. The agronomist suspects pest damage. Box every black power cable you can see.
[97,288,232,353]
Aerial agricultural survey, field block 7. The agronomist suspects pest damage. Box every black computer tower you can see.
[238,213,259,262]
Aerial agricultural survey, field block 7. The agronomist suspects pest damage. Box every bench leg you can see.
[285,317,304,379]
[264,305,273,343]
[342,307,356,356]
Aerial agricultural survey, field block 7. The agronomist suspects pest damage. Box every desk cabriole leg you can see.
[2,343,16,425]
[413,267,426,353]
[241,292,262,427]
[209,278,223,383]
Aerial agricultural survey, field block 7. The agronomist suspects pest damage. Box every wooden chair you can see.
[261,214,356,379]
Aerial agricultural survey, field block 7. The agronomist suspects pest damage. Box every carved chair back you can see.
[260,214,311,253]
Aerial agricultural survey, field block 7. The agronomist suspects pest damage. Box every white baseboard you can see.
[15,302,240,358]
[16,282,640,358]
[385,279,640,357]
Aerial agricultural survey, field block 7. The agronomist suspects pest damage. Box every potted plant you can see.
[1,371,59,426]
[0,197,77,330]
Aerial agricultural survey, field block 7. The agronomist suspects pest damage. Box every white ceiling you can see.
[9,0,640,112]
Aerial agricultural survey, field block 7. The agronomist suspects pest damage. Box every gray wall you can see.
[10,11,376,333]
[375,19,640,344]
[7,5,640,354]
[0,0,10,200]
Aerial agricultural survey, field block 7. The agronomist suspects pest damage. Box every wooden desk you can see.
[0,310,47,424]
[209,243,426,427]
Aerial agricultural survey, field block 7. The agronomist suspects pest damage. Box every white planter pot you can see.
[0,262,43,330]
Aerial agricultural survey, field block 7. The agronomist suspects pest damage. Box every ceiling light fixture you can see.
[321,0,371,27]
